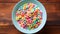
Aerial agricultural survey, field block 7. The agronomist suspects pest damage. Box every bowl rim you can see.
[12,0,47,33]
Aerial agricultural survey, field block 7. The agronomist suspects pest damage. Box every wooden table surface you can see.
[0,0,60,34]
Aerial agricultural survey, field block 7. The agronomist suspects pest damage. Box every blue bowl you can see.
[12,0,47,34]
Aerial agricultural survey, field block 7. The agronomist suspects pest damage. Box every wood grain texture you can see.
[0,0,20,3]
[0,0,60,34]
[0,0,60,3]
[46,0,60,3]
[0,0,47,3]
[43,3,60,21]
[0,25,60,34]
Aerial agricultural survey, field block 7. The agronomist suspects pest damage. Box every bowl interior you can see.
[12,0,47,33]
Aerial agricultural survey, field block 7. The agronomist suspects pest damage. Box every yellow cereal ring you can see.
[16,16,19,20]
[31,26,35,29]
[34,24,38,28]
[29,14,32,17]
[23,3,27,10]
[28,3,33,11]
[29,3,33,6]
[23,6,26,10]
[16,17,19,20]
[31,9,34,12]
[22,17,25,20]
[16,15,22,20]
[36,7,39,9]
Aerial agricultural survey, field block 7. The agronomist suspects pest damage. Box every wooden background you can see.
[0,0,60,34]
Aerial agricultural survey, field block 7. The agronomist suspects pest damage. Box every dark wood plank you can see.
[47,0,60,3]
[36,25,60,34]
[0,0,47,3]
[42,3,60,21]
[0,0,60,3]
[0,25,60,34]
[0,3,15,26]
[0,0,19,3]
[38,0,47,3]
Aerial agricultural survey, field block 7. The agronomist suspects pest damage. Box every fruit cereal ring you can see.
[16,3,42,30]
